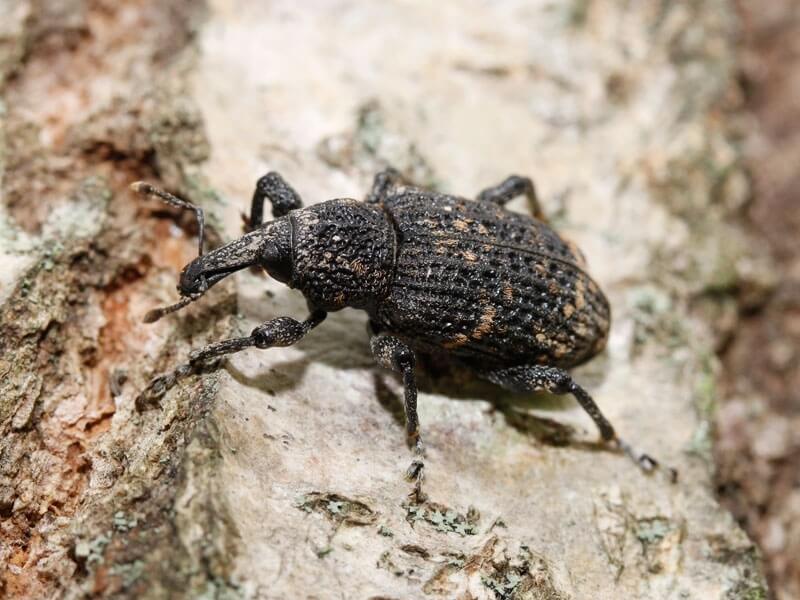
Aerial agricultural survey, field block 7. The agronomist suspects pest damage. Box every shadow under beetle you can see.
[132,169,670,482]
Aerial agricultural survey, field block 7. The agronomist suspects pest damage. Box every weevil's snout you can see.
[178,257,217,296]
[177,218,294,296]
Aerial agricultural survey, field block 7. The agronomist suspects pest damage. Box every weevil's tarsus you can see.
[405,458,427,503]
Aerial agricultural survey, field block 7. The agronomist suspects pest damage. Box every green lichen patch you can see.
[112,511,140,533]
[403,499,480,536]
[74,532,112,567]
[294,492,377,526]
[477,540,568,600]
[635,517,672,545]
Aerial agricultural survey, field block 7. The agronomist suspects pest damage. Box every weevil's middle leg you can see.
[137,309,327,409]
[484,364,674,480]
[476,175,546,222]
[246,171,304,231]
[370,334,428,499]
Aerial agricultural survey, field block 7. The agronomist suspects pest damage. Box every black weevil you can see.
[132,169,670,482]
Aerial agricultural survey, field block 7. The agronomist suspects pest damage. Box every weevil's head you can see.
[177,217,293,296]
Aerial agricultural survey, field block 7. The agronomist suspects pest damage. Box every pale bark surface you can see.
[0,1,769,599]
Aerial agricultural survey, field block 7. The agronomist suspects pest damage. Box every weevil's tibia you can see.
[476,174,545,221]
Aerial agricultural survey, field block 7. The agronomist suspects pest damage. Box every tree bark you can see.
[0,1,769,598]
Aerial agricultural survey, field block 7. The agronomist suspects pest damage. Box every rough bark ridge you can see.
[0,1,768,599]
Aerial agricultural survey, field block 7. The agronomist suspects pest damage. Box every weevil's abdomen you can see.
[373,191,610,368]
[290,199,395,311]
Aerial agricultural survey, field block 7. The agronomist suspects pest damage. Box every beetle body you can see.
[134,170,662,478]
[248,192,610,370]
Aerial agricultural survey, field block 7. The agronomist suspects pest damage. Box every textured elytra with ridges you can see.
[374,191,610,368]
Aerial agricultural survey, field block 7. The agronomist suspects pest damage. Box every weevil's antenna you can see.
[132,181,208,323]
[131,181,206,257]
[142,295,198,323]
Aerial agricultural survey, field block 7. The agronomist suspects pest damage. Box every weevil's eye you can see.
[258,217,293,284]
[261,241,293,284]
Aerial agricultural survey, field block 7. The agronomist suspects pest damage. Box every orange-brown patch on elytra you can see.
[462,250,478,262]
[435,238,458,254]
[563,303,575,318]
[442,333,469,349]
[502,282,513,302]
[471,305,496,340]
[477,223,489,235]
[334,291,346,306]
[535,332,547,344]
[553,342,570,358]
[453,218,471,232]
[349,258,368,276]
[548,281,560,295]
[574,278,586,310]
[534,263,547,276]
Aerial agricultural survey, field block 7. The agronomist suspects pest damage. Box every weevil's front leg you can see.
[245,171,304,231]
[476,175,546,222]
[370,334,427,498]
[366,167,407,204]
[484,364,675,480]
[137,309,327,409]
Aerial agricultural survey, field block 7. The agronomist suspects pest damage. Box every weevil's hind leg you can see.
[370,334,427,499]
[366,166,407,204]
[476,175,546,222]
[137,309,327,409]
[483,364,674,480]
[245,171,304,232]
